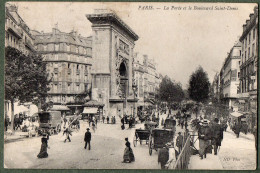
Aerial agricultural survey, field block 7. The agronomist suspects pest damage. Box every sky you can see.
[10,2,257,89]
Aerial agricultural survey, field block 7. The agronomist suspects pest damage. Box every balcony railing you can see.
[7,24,22,39]
[76,70,80,75]
[25,39,35,51]
[84,70,88,76]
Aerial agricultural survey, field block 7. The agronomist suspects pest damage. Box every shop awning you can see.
[50,105,70,111]
[82,107,98,114]
[83,100,104,107]
[230,111,243,118]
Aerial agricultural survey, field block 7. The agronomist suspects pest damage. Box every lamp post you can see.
[121,78,128,116]
[132,84,138,118]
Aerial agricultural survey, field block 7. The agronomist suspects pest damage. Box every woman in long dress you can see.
[123,138,135,163]
[37,133,49,158]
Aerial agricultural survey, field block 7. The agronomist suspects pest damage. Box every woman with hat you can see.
[123,138,135,163]
[37,131,49,158]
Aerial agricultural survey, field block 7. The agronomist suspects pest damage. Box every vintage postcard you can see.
[4,2,257,170]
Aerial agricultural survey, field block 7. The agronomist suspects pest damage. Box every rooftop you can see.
[86,9,139,41]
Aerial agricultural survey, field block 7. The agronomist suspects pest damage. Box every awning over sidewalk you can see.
[50,105,70,111]
[82,107,98,114]
[230,111,243,118]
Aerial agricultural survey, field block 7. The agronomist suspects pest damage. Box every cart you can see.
[148,128,174,155]
[38,111,62,135]
[133,129,150,147]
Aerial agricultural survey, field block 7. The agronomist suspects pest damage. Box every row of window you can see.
[242,27,257,51]
[37,43,92,56]
[241,43,255,63]
[49,82,88,93]
[240,62,255,78]
[5,32,19,48]
[240,78,256,93]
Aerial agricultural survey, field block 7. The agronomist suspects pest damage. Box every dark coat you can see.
[84,131,91,142]
[158,148,169,165]
[198,126,212,140]
[211,123,223,146]
[176,135,184,147]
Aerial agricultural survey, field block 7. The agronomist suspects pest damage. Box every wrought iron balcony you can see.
[7,24,22,39]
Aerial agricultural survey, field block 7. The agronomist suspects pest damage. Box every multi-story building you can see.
[5,3,35,54]
[133,52,146,111]
[31,28,93,113]
[5,4,37,117]
[133,52,160,112]
[238,6,258,114]
[219,42,241,109]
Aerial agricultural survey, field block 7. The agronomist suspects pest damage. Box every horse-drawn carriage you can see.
[148,128,174,155]
[133,121,157,147]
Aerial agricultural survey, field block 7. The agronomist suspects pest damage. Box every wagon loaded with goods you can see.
[38,111,62,135]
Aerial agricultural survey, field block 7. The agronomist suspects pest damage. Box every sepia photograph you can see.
[4,1,258,170]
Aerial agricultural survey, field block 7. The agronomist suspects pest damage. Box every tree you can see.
[157,75,185,107]
[188,66,210,116]
[5,46,50,133]
[188,66,210,103]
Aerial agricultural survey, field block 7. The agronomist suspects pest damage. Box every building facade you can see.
[5,4,37,117]
[5,4,35,54]
[133,52,160,112]
[86,9,139,117]
[238,6,258,114]
[32,28,93,112]
[219,42,241,109]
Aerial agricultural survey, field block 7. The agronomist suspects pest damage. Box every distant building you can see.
[238,6,258,114]
[133,52,160,112]
[219,42,241,109]
[32,28,93,113]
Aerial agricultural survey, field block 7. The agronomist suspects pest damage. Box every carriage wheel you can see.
[149,141,153,156]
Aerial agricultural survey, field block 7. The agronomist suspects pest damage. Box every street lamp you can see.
[120,78,128,116]
[132,84,138,118]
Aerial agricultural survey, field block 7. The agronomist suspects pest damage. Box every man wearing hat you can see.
[84,128,91,150]
[211,118,223,155]
[198,119,212,159]
[176,132,184,153]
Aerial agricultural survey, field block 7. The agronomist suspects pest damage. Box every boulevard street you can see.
[5,115,172,169]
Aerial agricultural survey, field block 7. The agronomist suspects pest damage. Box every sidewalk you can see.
[188,130,223,170]
[4,131,29,143]
[189,154,223,169]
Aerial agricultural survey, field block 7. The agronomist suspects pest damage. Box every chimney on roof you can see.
[243,24,246,32]
[246,19,250,26]
[8,4,18,12]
